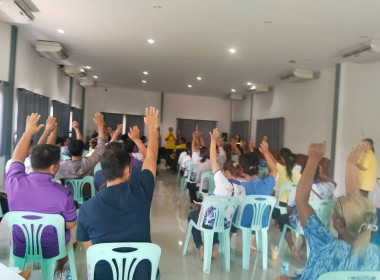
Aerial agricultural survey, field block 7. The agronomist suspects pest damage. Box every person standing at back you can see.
[356,138,377,197]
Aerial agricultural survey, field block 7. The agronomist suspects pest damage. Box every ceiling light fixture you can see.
[187,84,192,88]
[142,80,147,83]
[246,82,252,86]
[289,60,296,63]
[231,89,236,92]
[93,75,98,79]
[148,38,155,44]
[84,66,91,70]
[143,71,149,75]
[57,29,65,34]
[197,76,202,80]
[153,5,162,8]
[264,20,273,24]
[229,48,236,54]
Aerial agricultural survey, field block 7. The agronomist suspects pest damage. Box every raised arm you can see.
[47,122,57,145]
[209,128,220,173]
[249,139,254,153]
[128,126,147,159]
[295,142,326,228]
[142,107,159,177]
[94,113,106,141]
[345,144,363,194]
[191,132,198,154]
[259,136,277,178]
[230,138,241,157]
[198,132,206,147]
[37,116,57,145]
[110,124,123,143]
[72,121,82,141]
[13,113,44,163]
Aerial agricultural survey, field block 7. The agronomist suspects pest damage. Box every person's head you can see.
[234,134,241,142]
[168,127,173,133]
[30,144,60,174]
[55,137,64,147]
[239,153,260,177]
[222,160,243,180]
[333,194,378,255]
[101,142,131,182]
[179,137,186,144]
[362,138,375,153]
[90,138,98,149]
[63,136,71,146]
[124,139,136,154]
[280,148,297,181]
[199,146,210,163]
[224,144,232,161]
[68,140,85,157]
[140,136,147,143]
[186,142,192,155]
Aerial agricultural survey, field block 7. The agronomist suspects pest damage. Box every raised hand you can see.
[308,141,327,163]
[25,113,44,136]
[128,126,140,141]
[249,139,254,152]
[209,128,220,142]
[217,138,225,147]
[114,124,123,136]
[72,121,79,130]
[45,116,57,133]
[93,113,105,128]
[259,136,269,154]
[347,144,363,164]
[144,107,159,130]
[230,138,237,146]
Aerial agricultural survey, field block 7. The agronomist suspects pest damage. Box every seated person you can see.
[77,107,159,280]
[85,137,98,157]
[61,136,71,157]
[187,128,246,260]
[277,165,336,260]
[5,113,76,272]
[276,142,380,280]
[230,137,277,250]
[56,114,106,180]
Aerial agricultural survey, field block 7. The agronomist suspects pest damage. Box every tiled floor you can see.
[0,167,307,279]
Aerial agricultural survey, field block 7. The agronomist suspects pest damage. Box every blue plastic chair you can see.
[274,183,296,215]
[94,163,102,174]
[232,195,276,270]
[3,211,77,280]
[86,242,161,280]
[182,196,240,273]
[63,176,95,204]
[278,199,336,258]
[199,171,215,197]
[317,270,380,280]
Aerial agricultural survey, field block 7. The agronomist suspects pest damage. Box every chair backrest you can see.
[200,171,215,195]
[186,163,199,183]
[3,211,67,262]
[63,176,95,204]
[197,196,240,232]
[317,270,380,280]
[235,195,276,230]
[309,199,336,226]
[94,163,102,174]
[86,242,161,280]
[277,182,296,201]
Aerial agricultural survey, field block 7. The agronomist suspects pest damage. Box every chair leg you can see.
[278,225,288,256]
[41,259,56,280]
[223,231,231,272]
[182,223,194,256]
[218,232,224,253]
[256,231,262,252]
[67,246,78,280]
[9,255,27,270]
[261,230,268,270]
[241,228,251,270]
[203,232,213,273]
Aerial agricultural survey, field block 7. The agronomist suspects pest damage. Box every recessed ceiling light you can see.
[231,89,236,92]
[142,80,147,83]
[289,60,296,63]
[153,5,162,8]
[187,84,192,88]
[148,38,155,44]
[246,82,252,86]
[57,29,65,34]
[264,20,273,24]
[93,75,98,79]
[84,66,91,70]
[360,35,369,39]
[249,85,256,90]
[197,76,202,80]
[143,71,149,75]
[229,48,236,54]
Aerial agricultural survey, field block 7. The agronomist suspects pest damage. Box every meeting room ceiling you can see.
[11,0,380,97]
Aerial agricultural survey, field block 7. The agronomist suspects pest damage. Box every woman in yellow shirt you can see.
[357,138,377,197]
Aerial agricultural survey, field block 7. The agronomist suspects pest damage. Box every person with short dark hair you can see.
[56,116,107,180]
[5,113,76,272]
[77,107,160,280]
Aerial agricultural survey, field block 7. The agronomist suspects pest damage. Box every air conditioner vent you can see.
[341,40,380,63]
[36,41,68,61]
[0,0,34,23]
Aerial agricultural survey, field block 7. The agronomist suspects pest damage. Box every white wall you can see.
[72,81,83,109]
[334,62,380,196]
[231,97,251,122]
[251,67,336,156]
[0,22,10,81]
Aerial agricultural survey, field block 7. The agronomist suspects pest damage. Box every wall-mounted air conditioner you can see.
[63,65,87,79]
[36,41,68,61]
[0,0,34,23]
[79,79,95,88]
[229,93,244,100]
[280,69,317,83]
[247,85,272,94]
[341,40,380,63]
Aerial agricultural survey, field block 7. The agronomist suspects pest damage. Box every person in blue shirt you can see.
[276,142,380,280]
[77,107,160,280]
[230,138,277,250]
